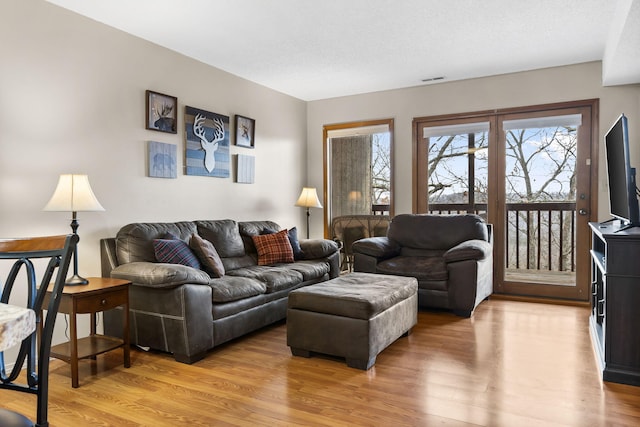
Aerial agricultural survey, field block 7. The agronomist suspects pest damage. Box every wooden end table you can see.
[44,277,131,388]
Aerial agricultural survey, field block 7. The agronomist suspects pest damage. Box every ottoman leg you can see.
[290,347,312,358]
[402,327,413,337]
[346,356,376,370]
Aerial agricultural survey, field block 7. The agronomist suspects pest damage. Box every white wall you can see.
[0,1,307,342]
[307,61,640,232]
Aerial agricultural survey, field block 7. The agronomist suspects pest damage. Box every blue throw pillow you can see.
[287,226,304,260]
[153,238,201,269]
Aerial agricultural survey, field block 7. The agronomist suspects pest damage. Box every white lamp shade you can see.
[44,174,105,212]
[295,187,323,209]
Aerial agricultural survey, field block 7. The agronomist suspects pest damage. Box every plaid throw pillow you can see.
[153,238,201,269]
[251,229,294,265]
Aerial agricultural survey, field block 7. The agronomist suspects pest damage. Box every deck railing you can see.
[428,202,576,273]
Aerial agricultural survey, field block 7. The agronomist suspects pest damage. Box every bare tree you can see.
[427,126,577,272]
[371,133,391,204]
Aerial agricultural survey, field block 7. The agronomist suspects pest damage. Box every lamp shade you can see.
[44,174,105,212]
[295,187,322,209]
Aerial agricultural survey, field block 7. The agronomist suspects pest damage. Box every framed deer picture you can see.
[146,90,177,134]
[184,106,230,178]
[234,115,255,148]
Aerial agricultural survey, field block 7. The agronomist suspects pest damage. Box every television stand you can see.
[600,217,640,232]
[589,222,640,386]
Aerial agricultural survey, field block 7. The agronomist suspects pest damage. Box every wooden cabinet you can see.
[589,222,640,386]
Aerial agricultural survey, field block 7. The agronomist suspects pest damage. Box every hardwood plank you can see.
[1,299,640,426]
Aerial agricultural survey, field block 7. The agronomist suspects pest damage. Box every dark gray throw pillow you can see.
[190,233,225,278]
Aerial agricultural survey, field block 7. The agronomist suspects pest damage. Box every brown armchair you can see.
[352,214,492,317]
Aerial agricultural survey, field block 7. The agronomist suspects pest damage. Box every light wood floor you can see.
[2,299,640,426]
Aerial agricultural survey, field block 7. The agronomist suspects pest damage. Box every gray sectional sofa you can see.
[100,219,340,363]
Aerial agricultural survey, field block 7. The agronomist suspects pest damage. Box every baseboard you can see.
[490,293,590,307]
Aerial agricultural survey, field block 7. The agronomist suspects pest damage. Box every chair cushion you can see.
[377,256,448,282]
[388,214,488,250]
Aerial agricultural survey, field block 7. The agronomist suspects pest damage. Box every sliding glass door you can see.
[414,101,598,300]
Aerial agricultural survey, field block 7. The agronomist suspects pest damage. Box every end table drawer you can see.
[75,290,127,313]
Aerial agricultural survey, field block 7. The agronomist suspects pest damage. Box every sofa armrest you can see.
[110,262,211,288]
[351,237,400,259]
[101,238,118,277]
[104,283,214,363]
[443,239,492,263]
[299,239,339,260]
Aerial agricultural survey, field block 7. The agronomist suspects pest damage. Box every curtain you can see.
[331,135,372,217]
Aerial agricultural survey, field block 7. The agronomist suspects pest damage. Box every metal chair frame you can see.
[0,234,78,427]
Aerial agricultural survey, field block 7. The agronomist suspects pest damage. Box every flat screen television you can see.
[604,113,639,230]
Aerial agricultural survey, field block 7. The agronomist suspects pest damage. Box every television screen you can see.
[604,114,638,228]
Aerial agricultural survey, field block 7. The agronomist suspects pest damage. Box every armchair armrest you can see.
[352,237,401,259]
[443,239,492,263]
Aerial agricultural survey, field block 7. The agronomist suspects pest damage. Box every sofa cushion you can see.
[208,276,266,303]
[239,220,281,254]
[227,265,303,293]
[153,239,201,269]
[190,233,225,278]
[196,220,245,258]
[110,262,211,288]
[284,260,331,281]
[116,221,198,264]
[252,230,294,265]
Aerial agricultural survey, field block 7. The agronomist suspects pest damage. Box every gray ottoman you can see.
[287,272,418,370]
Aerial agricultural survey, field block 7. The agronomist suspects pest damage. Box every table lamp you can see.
[44,174,105,285]
[295,187,323,239]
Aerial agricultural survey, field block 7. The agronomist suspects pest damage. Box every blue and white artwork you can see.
[148,141,177,178]
[236,154,255,184]
[184,106,230,178]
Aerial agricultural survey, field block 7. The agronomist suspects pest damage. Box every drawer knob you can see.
[101,299,107,305]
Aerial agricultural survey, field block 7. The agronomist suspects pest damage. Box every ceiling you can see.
[46,0,640,101]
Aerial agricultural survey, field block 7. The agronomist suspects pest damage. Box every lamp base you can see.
[65,274,89,286]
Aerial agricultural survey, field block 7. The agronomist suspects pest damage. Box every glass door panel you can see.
[425,123,489,217]
[502,117,580,286]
